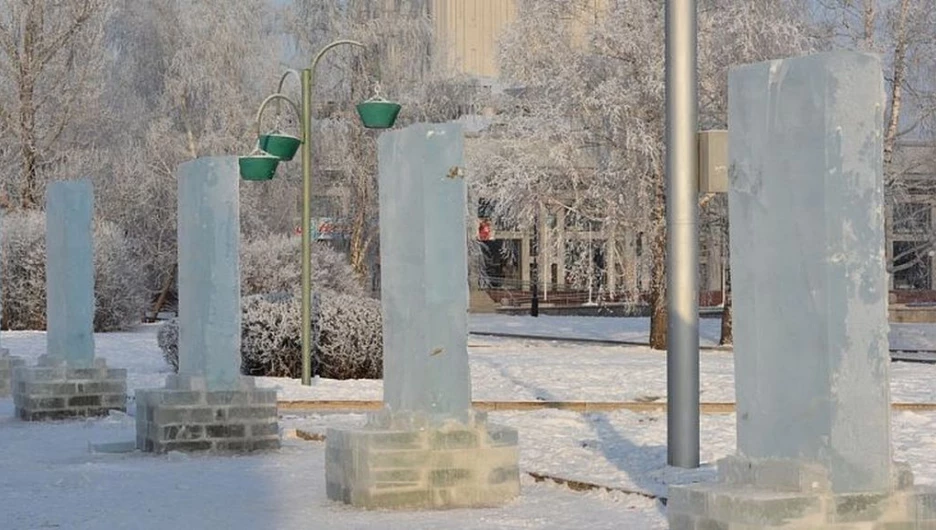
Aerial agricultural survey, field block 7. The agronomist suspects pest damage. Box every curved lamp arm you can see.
[277,68,302,95]
[311,39,365,73]
[254,93,302,139]
[274,70,302,118]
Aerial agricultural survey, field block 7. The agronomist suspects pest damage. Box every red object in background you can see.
[478,219,492,241]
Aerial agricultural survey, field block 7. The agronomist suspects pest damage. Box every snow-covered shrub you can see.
[93,220,148,331]
[1,211,46,329]
[239,292,302,377]
[158,291,383,380]
[1,210,146,331]
[157,318,180,371]
[240,235,363,297]
[314,292,382,379]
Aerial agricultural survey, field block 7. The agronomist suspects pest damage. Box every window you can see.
[564,208,602,231]
[892,241,932,290]
[478,198,496,218]
[894,202,931,235]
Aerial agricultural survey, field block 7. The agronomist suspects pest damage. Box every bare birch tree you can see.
[0,0,111,208]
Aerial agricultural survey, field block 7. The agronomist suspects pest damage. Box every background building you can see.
[888,140,936,295]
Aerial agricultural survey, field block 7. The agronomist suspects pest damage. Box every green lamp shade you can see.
[239,155,279,181]
[356,101,402,129]
[259,133,302,161]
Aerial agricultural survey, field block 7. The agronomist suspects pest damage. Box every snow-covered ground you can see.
[1,314,935,529]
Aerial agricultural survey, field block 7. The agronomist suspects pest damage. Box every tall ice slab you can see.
[668,51,936,528]
[730,51,891,491]
[13,180,127,420]
[379,123,471,415]
[46,180,95,367]
[325,123,519,509]
[135,157,278,453]
[177,156,241,389]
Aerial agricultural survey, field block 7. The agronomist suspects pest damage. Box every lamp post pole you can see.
[531,216,539,317]
[299,39,365,386]
[665,0,700,468]
[244,39,396,387]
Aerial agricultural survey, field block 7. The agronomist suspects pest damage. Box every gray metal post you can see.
[665,0,700,468]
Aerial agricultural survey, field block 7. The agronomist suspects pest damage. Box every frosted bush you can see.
[157,318,179,371]
[1,211,47,329]
[158,290,382,380]
[315,292,382,380]
[240,235,363,297]
[93,220,148,331]
[1,210,146,331]
[239,293,302,377]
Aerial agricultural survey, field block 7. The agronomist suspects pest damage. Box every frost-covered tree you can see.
[0,0,111,208]
[475,0,814,348]
[96,0,285,312]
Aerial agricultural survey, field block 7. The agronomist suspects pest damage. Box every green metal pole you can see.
[301,67,313,386]
[300,39,365,387]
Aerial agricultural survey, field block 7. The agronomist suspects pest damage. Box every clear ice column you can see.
[668,51,936,529]
[177,156,242,390]
[378,123,471,416]
[46,179,95,368]
[728,51,890,492]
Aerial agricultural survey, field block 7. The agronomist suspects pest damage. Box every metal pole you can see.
[300,39,366,386]
[665,0,700,468]
[531,217,539,317]
[300,67,313,386]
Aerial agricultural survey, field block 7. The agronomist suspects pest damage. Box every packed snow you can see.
[1,314,935,529]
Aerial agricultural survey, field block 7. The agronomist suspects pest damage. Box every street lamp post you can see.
[298,40,366,386]
[241,39,400,387]
[531,216,539,318]
[665,0,700,468]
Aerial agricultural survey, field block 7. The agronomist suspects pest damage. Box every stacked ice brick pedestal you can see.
[667,52,936,528]
[326,409,521,509]
[325,123,520,509]
[0,352,24,398]
[135,375,278,453]
[14,357,127,421]
[12,180,127,420]
[134,157,279,454]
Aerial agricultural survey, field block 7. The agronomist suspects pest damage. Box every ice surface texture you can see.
[177,157,241,390]
[378,123,471,415]
[728,51,889,492]
[46,180,95,367]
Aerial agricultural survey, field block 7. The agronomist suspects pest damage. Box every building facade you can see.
[428,0,516,79]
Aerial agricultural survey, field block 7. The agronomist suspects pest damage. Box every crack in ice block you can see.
[46,180,95,368]
[728,51,890,493]
[177,157,241,390]
[377,123,471,416]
